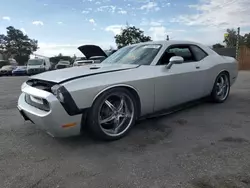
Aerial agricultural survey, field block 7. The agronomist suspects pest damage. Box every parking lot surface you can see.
[1,72,250,188]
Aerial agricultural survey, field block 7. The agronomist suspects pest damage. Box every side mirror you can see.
[166,56,184,69]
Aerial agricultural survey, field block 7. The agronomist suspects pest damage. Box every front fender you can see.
[62,66,155,116]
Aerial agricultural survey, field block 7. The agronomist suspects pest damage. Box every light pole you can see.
[236,27,240,60]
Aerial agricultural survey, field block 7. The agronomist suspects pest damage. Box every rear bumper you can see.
[17,84,82,137]
[12,71,27,75]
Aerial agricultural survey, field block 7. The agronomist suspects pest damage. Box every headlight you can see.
[51,84,64,103]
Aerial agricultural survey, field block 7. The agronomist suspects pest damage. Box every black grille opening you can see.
[26,79,56,92]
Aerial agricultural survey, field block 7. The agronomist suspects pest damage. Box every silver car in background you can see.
[73,45,107,66]
[73,60,95,67]
[55,60,71,69]
[17,40,238,141]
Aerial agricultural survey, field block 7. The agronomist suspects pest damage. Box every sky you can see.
[0,0,250,57]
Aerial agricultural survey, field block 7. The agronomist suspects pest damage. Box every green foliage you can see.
[243,33,250,48]
[0,26,38,65]
[0,60,9,68]
[72,54,77,62]
[212,43,225,49]
[223,28,246,47]
[114,25,152,49]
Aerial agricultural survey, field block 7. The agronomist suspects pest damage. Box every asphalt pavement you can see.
[0,72,250,188]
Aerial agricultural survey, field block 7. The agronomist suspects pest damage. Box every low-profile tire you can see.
[211,72,230,103]
[87,87,138,141]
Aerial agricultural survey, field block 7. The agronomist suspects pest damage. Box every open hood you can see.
[78,45,108,59]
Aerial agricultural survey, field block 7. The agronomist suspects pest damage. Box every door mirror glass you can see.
[169,56,184,64]
[166,56,184,69]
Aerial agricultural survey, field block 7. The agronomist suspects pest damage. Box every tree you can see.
[223,28,245,47]
[243,33,250,48]
[0,26,38,64]
[212,43,225,49]
[114,25,152,49]
[72,54,77,63]
[49,53,72,65]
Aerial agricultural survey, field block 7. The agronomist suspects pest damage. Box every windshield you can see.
[101,44,161,65]
[27,59,44,66]
[16,66,26,70]
[59,61,70,65]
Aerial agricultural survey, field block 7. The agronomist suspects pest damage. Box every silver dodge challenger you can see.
[17,41,238,140]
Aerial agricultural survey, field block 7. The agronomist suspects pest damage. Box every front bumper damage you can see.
[17,82,82,137]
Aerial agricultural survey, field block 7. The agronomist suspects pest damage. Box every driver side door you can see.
[153,44,205,112]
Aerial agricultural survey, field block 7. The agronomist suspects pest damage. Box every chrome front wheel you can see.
[87,88,137,140]
[98,93,135,137]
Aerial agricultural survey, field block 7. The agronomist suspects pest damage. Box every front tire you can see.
[211,72,230,103]
[87,88,138,141]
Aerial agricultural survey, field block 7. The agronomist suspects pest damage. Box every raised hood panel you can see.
[29,64,139,84]
[78,45,108,59]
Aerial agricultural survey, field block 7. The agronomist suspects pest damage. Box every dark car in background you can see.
[12,66,27,76]
[0,65,16,76]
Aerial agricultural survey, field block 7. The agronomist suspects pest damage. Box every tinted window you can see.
[168,46,195,62]
[190,45,207,61]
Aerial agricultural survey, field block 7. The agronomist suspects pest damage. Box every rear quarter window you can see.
[190,45,208,61]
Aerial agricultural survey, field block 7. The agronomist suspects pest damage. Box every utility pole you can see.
[236,27,240,60]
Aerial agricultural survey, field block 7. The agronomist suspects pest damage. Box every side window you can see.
[158,45,195,65]
[167,46,195,63]
[190,45,208,61]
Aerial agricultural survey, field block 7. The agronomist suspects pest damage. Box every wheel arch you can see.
[209,69,230,95]
[92,84,141,119]
[216,69,230,82]
[218,69,230,76]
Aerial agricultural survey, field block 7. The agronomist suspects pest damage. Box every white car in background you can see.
[73,60,94,67]
[55,60,71,69]
[73,45,108,66]
[26,58,51,75]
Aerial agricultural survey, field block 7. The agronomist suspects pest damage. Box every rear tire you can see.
[86,88,138,141]
[211,72,230,103]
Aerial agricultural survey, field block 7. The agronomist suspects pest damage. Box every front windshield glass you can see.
[27,59,44,65]
[101,44,162,65]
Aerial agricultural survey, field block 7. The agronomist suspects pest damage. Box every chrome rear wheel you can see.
[211,72,230,103]
[215,74,230,101]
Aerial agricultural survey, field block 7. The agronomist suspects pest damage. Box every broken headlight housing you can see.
[51,84,65,103]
